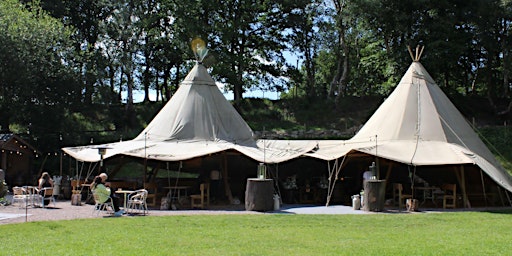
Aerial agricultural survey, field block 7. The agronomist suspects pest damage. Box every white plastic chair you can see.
[12,187,28,208]
[92,193,115,216]
[127,189,148,215]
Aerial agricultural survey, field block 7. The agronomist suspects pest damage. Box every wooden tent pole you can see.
[479,169,488,206]
[60,151,63,176]
[326,155,348,206]
[384,162,393,182]
[221,153,233,203]
[407,46,415,61]
[325,159,337,206]
[325,158,338,206]
[455,166,470,208]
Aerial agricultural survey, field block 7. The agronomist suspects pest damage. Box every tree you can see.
[286,0,321,99]
[0,0,80,150]
[201,0,308,103]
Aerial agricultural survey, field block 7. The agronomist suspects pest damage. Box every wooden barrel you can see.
[362,179,386,212]
[245,178,274,212]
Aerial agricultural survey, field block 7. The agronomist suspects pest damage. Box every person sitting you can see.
[91,175,124,217]
[38,172,54,206]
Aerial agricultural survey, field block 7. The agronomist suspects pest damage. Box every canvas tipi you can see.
[305,51,512,206]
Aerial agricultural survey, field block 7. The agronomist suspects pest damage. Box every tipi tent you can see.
[304,59,512,206]
[62,63,315,164]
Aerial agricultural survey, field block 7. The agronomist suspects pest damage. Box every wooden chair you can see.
[190,183,209,209]
[144,183,159,207]
[71,180,85,194]
[393,183,412,210]
[442,184,457,209]
[39,187,56,208]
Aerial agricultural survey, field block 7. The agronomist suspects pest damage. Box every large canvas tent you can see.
[62,59,512,207]
[304,60,512,207]
[62,63,315,167]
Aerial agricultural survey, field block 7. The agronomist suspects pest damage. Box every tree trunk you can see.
[234,61,243,103]
[143,38,151,103]
[332,0,349,107]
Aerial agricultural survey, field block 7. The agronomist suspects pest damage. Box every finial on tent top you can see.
[407,45,425,62]
[191,37,208,63]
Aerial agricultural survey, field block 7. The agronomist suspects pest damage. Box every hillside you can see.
[29,96,511,173]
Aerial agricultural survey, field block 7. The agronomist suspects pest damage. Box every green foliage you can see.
[1,211,512,255]
[0,0,79,148]
[0,180,7,198]
[478,126,512,174]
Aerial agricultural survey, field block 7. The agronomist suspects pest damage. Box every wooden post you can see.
[222,153,233,204]
[455,166,470,208]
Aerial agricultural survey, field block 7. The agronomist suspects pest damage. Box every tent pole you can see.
[326,155,347,206]
[496,185,505,206]
[375,135,380,180]
[479,169,488,206]
[506,190,512,207]
[384,162,393,183]
[59,151,63,177]
[273,164,282,203]
[325,159,336,206]
[455,166,470,208]
[143,132,147,185]
[221,153,233,203]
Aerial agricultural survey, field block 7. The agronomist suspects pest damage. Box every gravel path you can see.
[4,197,504,225]
[0,199,259,225]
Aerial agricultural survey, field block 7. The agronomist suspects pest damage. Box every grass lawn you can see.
[1,210,512,255]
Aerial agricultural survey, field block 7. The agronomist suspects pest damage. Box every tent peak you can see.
[407,45,425,62]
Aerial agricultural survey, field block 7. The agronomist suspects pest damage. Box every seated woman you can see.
[38,172,54,206]
[91,175,124,216]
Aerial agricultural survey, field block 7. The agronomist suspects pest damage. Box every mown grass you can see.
[1,210,512,255]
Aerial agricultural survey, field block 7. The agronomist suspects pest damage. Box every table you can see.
[115,190,135,209]
[164,186,191,203]
[414,186,440,206]
[22,186,39,206]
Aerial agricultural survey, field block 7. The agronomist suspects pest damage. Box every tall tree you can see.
[286,0,321,99]
[203,0,307,103]
[0,0,80,150]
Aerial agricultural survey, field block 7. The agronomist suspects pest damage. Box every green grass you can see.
[1,210,512,255]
